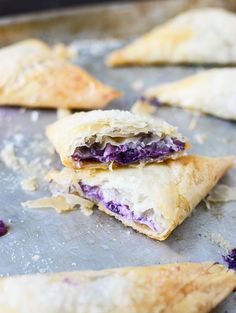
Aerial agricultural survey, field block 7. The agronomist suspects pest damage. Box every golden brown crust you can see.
[0,39,121,109]
[46,110,187,170]
[49,155,234,240]
[106,8,236,66]
[0,262,235,313]
[141,68,236,121]
[96,155,234,240]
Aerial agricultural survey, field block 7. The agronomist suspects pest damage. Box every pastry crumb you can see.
[131,101,156,116]
[45,169,60,181]
[32,254,40,261]
[194,133,208,144]
[0,143,26,170]
[207,184,236,203]
[203,198,211,210]
[57,108,71,120]
[80,206,93,216]
[21,177,39,192]
[188,116,199,131]
[22,196,77,213]
[210,233,233,252]
[22,194,94,214]
[53,43,78,59]
[30,111,39,122]
[130,80,144,91]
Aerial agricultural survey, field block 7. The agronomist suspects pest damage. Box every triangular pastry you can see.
[136,68,236,121]
[107,8,236,66]
[46,110,189,170]
[0,39,121,109]
[49,155,233,240]
[0,262,235,313]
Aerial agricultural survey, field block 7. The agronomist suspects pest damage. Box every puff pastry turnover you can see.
[136,68,236,121]
[49,155,233,240]
[0,262,235,313]
[46,110,189,170]
[0,39,121,109]
[107,8,236,66]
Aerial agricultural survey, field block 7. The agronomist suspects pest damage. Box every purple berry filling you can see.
[223,248,236,270]
[63,278,79,286]
[0,220,8,237]
[140,95,161,106]
[71,134,185,165]
[79,183,158,231]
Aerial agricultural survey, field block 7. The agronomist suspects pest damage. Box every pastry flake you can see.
[106,8,236,66]
[0,262,235,313]
[207,184,236,203]
[49,155,233,240]
[137,68,236,121]
[22,195,93,213]
[46,110,189,170]
[0,39,121,109]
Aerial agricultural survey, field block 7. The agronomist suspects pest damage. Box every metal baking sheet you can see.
[0,1,235,312]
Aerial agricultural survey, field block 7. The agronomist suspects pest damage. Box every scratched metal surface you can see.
[0,1,235,312]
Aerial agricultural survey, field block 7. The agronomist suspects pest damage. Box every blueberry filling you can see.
[223,249,236,270]
[0,220,8,237]
[79,183,158,231]
[72,134,185,165]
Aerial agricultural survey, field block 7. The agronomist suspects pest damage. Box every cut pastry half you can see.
[46,110,189,170]
[0,39,121,109]
[135,68,236,121]
[106,8,236,66]
[0,262,235,313]
[49,155,233,240]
